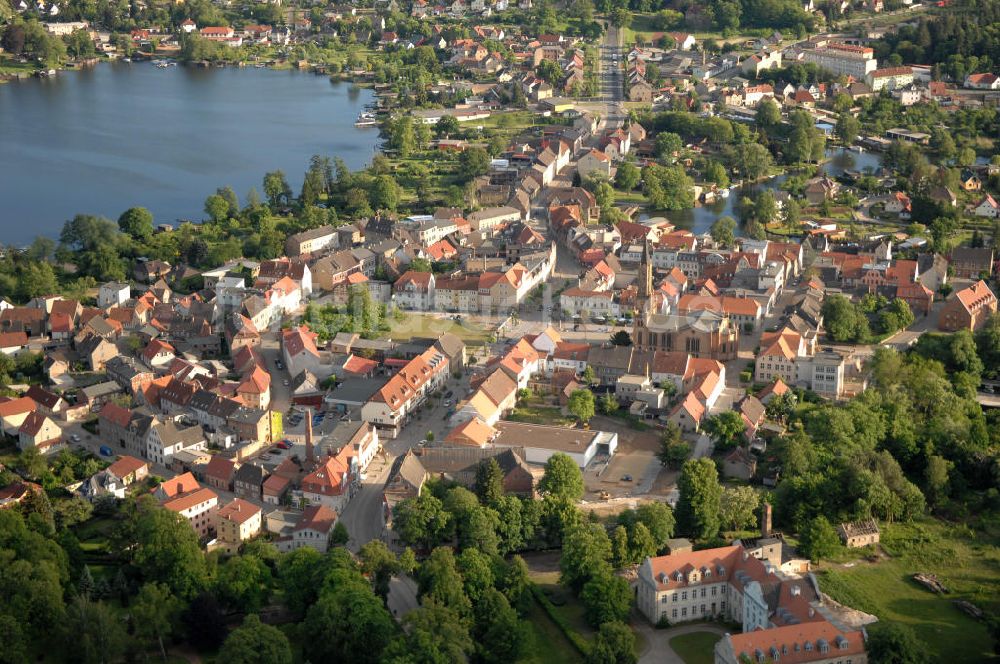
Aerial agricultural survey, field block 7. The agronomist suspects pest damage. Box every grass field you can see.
[817,518,999,662]
[519,594,584,664]
[668,631,721,664]
[379,313,493,345]
[506,405,575,427]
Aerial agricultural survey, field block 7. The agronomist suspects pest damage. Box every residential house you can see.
[18,411,62,452]
[576,148,612,180]
[277,505,338,553]
[949,247,994,279]
[203,455,237,492]
[362,347,450,438]
[939,280,997,332]
[394,271,436,310]
[216,498,263,553]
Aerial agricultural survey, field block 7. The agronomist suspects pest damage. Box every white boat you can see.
[719,188,730,198]
[354,112,378,127]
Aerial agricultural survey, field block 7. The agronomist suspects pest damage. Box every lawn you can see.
[378,312,493,345]
[519,594,584,664]
[506,405,575,427]
[668,631,721,664]
[817,518,998,662]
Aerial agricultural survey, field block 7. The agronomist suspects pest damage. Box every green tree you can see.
[924,455,952,509]
[539,452,585,500]
[634,502,675,548]
[836,113,861,145]
[599,392,619,416]
[675,458,722,540]
[568,388,596,425]
[612,525,630,567]
[435,114,460,136]
[459,147,491,179]
[128,497,207,599]
[204,193,230,222]
[782,197,801,230]
[627,522,658,562]
[822,295,869,342]
[370,174,401,211]
[62,596,126,664]
[473,588,525,664]
[702,411,745,450]
[382,600,472,663]
[799,516,840,560]
[755,98,781,128]
[728,142,772,181]
[131,582,182,661]
[303,572,394,664]
[615,161,641,191]
[0,614,27,664]
[704,160,730,188]
[719,486,760,532]
[215,555,271,612]
[262,170,292,208]
[866,623,929,664]
[560,522,612,591]
[217,614,293,664]
[586,621,637,664]
[393,492,452,550]
[581,573,632,627]
[117,206,154,241]
[655,132,683,159]
[657,424,689,473]
[609,330,632,346]
[418,547,471,616]
[330,521,350,547]
[278,547,325,618]
[643,164,695,210]
[359,539,399,600]
[710,216,737,248]
[474,458,504,505]
[581,366,597,386]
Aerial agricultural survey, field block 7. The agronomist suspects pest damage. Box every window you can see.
[672,594,678,602]
[711,586,717,597]
[681,592,687,600]
[721,601,726,610]
[701,588,706,598]
[661,596,668,604]
[672,609,677,619]
[681,608,687,617]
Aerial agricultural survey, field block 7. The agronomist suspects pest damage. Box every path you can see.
[635,622,729,664]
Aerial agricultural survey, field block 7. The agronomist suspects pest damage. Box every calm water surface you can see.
[0,62,378,245]
[659,147,885,235]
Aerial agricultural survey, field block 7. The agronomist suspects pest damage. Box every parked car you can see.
[70,434,81,443]
[276,440,291,450]
[99,445,113,456]
[621,475,633,482]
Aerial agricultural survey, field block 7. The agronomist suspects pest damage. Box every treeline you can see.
[0,153,410,304]
[771,326,1000,539]
[392,454,683,661]
[873,0,1000,82]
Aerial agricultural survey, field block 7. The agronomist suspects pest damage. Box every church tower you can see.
[637,239,653,306]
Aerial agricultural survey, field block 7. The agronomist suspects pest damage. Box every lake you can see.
[656,147,885,236]
[0,62,379,246]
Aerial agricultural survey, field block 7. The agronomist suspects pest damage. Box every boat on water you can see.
[154,60,177,68]
[355,112,378,127]
[719,188,730,198]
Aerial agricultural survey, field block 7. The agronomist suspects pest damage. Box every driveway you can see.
[635,622,729,664]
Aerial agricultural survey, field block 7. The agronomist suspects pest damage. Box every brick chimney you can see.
[305,407,315,464]
[761,502,773,538]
